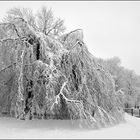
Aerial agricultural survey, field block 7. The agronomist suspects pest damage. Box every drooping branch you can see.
[50,80,88,119]
[63,29,83,42]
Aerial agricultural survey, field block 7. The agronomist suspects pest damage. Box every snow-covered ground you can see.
[0,113,140,139]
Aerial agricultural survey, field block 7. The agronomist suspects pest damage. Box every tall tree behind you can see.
[3,6,66,38]
[37,7,65,37]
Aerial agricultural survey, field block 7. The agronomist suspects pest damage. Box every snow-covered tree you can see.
[0,8,124,129]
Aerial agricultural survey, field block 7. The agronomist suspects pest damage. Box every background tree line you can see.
[97,56,140,108]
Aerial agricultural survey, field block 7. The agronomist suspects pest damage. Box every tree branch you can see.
[63,29,83,42]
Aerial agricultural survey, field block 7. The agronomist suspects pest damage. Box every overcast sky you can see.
[0,1,140,75]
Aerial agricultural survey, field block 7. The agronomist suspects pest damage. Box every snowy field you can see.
[0,113,140,139]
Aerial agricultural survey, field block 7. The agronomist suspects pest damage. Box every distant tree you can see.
[98,57,124,91]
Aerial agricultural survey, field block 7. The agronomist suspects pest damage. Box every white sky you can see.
[0,1,140,74]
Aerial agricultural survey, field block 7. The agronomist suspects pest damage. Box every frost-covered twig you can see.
[0,83,6,87]
[0,62,16,74]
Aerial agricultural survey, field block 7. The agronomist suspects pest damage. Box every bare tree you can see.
[3,6,66,38]
[37,6,65,37]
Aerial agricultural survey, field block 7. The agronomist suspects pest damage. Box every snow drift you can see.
[0,113,139,139]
